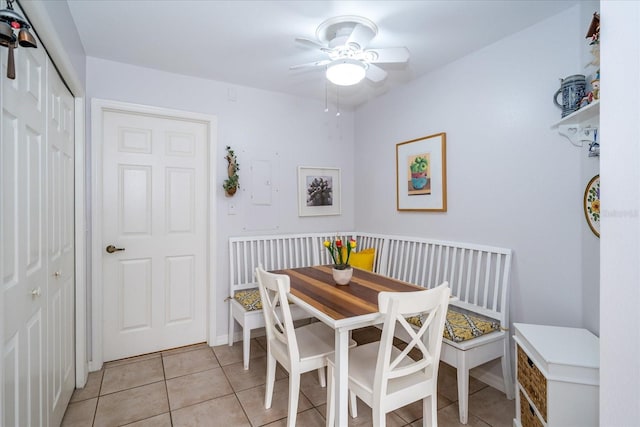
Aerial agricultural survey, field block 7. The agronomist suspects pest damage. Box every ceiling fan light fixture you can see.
[326,58,366,86]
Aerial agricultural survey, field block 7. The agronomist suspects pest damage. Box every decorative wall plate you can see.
[583,175,600,238]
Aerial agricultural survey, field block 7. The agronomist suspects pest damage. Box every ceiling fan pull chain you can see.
[324,75,329,113]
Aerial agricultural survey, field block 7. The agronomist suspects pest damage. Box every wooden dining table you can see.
[271,265,425,427]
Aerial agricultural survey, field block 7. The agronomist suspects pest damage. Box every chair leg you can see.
[317,367,326,388]
[326,364,335,427]
[228,313,235,346]
[287,372,301,427]
[456,352,469,424]
[423,395,436,427]
[265,352,276,409]
[372,405,386,427]
[501,339,515,399]
[243,326,251,370]
[349,391,358,418]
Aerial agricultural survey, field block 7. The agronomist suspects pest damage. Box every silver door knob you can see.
[106,245,125,254]
[31,287,41,297]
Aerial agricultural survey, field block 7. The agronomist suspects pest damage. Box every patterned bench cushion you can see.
[234,289,262,311]
[234,288,294,312]
[407,307,500,343]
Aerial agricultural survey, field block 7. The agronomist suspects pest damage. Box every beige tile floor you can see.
[62,327,514,426]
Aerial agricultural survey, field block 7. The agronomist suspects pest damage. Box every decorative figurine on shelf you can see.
[585,11,600,107]
[591,76,600,100]
[223,145,240,197]
[579,92,593,109]
[586,12,600,68]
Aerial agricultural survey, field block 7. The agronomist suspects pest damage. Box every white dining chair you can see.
[255,266,356,427]
[326,282,450,427]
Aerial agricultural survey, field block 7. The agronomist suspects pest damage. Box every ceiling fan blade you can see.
[346,23,376,50]
[366,64,388,83]
[295,37,325,49]
[365,47,410,64]
[289,59,331,70]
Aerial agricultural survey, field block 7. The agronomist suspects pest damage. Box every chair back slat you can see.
[255,268,299,361]
[375,284,450,398]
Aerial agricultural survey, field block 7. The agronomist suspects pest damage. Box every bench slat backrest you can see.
[229,234,319,292]
[229,232,511,328]
[381,235,512,326]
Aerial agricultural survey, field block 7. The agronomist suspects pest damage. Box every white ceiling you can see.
[66,0,579,107]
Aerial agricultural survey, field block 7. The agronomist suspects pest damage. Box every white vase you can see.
[332,267,353,285]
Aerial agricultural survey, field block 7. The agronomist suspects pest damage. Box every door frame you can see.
[90,99,218,370]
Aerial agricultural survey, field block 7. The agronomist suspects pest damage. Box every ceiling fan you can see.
[291,15,410,86]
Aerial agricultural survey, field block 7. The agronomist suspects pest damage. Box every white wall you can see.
[21,0,87,93]
[579,0,601,335]
[86,58,356,341]
[600,2,640,425]
[355,6,590,336]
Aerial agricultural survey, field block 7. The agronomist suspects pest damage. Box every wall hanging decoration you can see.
[223,145,240,197]
[396,132,447,212]
[583,174,600,238]
[297,166,341,216]
[0,0,37,80]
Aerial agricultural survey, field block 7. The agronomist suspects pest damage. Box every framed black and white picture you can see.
[297,166,341,216]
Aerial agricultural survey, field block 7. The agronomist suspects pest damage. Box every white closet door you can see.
[2,42,48,426]
[1,40,75,427]
[46,59,75,427]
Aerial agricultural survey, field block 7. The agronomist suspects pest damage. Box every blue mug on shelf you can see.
[553,74,586,118]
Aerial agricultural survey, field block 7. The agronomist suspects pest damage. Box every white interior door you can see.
[101,109,208,361]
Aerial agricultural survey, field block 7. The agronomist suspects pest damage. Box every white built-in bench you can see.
[228,232,514,424]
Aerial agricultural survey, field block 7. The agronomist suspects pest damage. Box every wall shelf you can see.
[551,100,599,129]
[551,100,599,152]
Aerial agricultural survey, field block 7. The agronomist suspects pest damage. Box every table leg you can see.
[334,328,349,427]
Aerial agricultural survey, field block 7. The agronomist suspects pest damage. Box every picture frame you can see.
[297,166,341,216]
[583,174,600,238]
[396,132,447,211]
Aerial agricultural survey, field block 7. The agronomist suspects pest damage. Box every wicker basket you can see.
[517,345,547,421]
[520,390,544,427]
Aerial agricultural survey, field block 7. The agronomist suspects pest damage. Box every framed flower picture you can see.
[583,174,600,237]
[297,166,341,216]
[396,132,447,211]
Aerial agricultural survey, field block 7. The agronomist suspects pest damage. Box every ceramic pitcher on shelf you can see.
[553,74,586,118]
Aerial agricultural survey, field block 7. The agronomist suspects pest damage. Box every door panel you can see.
[102,111,207,361]
[47,57,75,427]
[166,255,195,324]
[2,42,48,427]
[120,258,152,331]
[120,165,152,235]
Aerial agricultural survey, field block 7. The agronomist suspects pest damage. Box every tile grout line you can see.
[160,353,174,427]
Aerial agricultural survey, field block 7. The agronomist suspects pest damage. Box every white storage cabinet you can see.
[513,323,599,427]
